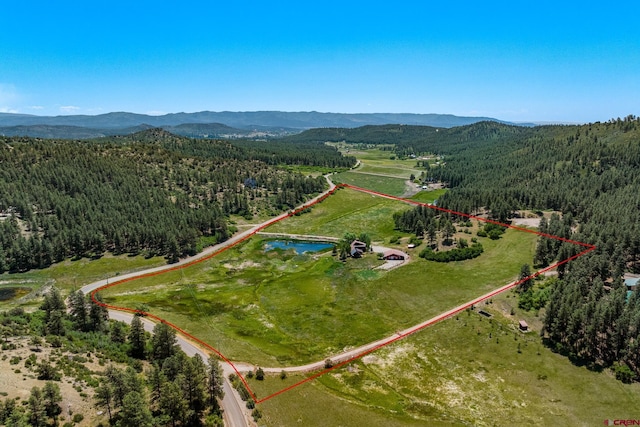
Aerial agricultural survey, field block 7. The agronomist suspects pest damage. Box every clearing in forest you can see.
[98,185,594,403]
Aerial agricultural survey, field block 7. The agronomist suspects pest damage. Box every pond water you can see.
[0,287,32,302]
[264,240,334,254]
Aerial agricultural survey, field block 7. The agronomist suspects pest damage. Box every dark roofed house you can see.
[382,249,407,261]
[350,240,367,258]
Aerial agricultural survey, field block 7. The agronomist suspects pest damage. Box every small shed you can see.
[518,320,529,332]
[383,249,407,261]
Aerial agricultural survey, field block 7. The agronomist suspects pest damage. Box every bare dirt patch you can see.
[223,260,261,270]
[0,338,104,426]
[400,180,421,198]
[512,217,541,228]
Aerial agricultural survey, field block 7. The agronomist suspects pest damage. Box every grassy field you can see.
[327,146,428,197]
[356,164,416,178]
[266,187,414,241]
[248,373,446,427]
[332,171,409,197]
[0,253,166,307]
[248,305,640,426]
[100,190,537,367]
[410,188,448,204]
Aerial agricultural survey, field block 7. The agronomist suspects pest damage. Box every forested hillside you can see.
[133,130,356,168]
[281,124,442,148]
[344,116,640,381]
[0,129,353,273]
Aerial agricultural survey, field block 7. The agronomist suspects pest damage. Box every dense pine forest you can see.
[304,117,640,381]
[0,129,355,273]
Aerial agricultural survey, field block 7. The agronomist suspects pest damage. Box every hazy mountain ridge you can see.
[0,110,513,131]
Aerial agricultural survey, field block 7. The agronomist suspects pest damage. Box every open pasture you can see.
[249,307,640,426]
[101,189,537,367]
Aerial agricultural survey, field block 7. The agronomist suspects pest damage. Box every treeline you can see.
[386,116,640,381]
[393,205,459,247]
[543,259,640,383]
[281,121,526,158]
[0,129,339,273]
[419,242,483,262]
[229,139,357,168]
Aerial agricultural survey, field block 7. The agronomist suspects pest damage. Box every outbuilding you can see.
[382,249,407,261]
[519,320,529,332]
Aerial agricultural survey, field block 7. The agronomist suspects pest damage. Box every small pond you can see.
[0,287,32,302]
[264,240,334,255]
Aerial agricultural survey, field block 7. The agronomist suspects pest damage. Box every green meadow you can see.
[332,171,409,197]
[0,253,166,307]
[101,188,537,367]
[410,188,448,204]
[329,145,439,197]
[249,307,640,426]
[266,187,414,240]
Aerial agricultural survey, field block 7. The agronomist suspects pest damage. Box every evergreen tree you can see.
[147,363,167,407]
[110,321,127,344]
[118,392,153,427]
[158,381,187,427]
[161,352,187,382]
[128,316,147,359]
[124,366,145,396]
[68,290,89,332]
[105,365,128,409]
[517,264,533,293]
[45,310,65,336]
[27,387,47,427]
[40,287,66,336]
[207,356,225,413]
[151,322,177,362]
[179,357,207,425]
[427,222,437,247]
[89,292,109,332]
[42,382,62,419]
[94,383,115,423]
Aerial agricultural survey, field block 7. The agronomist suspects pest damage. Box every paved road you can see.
[81,176,337,297]
[80,176,337,427]
[108,311,253,427]
[79,177,533,410]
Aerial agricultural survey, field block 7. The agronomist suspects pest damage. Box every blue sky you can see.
[1,1,638,123]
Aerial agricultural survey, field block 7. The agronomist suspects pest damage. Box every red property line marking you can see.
[90,184,595,405]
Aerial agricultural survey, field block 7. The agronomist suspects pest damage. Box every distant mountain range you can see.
[0,111,529,139]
